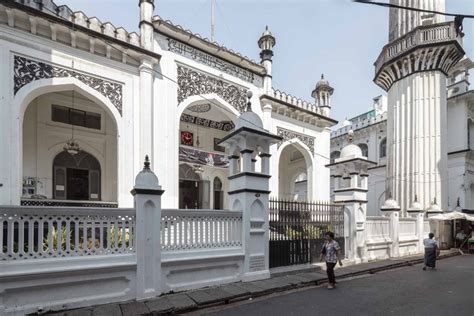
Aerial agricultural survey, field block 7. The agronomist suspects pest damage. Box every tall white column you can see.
[387,72,448,214]
[389,0,445,41]
[139,59,155,165]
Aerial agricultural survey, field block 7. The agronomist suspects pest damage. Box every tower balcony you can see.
[374,21,465,91]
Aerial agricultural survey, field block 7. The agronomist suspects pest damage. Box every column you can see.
[132,157,164,299]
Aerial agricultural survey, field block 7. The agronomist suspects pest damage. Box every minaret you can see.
[258,26,276,94]
[312,74,334,117]
[375,0,465,214]
[138,0,155,165]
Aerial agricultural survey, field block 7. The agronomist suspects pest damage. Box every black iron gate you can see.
[269,198,345,268]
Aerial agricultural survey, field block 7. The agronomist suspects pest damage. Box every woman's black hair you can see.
[429,232,435,239]
[325,231,335,239]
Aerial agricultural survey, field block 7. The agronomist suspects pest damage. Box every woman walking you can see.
[423,233,439,270]
[320,231,343,289]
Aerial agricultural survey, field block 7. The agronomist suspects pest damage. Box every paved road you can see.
[202,255,474,316]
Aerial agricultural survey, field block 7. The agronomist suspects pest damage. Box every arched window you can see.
[213,177,223,209]
[358,143,369,158]
[379,138,387,158]
[53,151,101,201]
[330,151,341,163]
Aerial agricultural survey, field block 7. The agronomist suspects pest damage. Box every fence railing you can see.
[366,216,390,240]
[268,198,345,268]
[0,206,135,261]
[161,209,243,251]
[399,218,417,237]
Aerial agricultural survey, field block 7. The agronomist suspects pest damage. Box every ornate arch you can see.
[14,55,123,115]
[176,65,248,113]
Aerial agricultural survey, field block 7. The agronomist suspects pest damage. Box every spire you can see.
[258,25,276,62]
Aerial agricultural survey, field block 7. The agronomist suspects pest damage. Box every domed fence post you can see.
[131,156,165,300]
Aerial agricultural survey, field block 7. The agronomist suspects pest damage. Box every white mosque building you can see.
[0,0,337,209]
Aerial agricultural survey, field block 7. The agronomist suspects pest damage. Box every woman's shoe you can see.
[422,266,426,270]
[327,284,334,289]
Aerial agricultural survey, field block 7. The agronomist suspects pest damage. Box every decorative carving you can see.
[188,103,211,113]
[277,127,315,154]
[14,55,123,115]
[177,66,247,113]
[169,38,255,83]
[181,113,234,131]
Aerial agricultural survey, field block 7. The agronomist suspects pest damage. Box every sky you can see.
[59,0,473,123]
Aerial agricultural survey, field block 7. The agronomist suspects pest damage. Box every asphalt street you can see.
[201,255,474,316]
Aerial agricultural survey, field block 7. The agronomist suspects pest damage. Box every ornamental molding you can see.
[14,55,123,115]
[181,113,234,132]
[168,38,258,84]
[177,65,247,113]
[374,22,464,91]
[277,127,315,154]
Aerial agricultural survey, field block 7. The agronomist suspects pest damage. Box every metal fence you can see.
[269,198,345,268]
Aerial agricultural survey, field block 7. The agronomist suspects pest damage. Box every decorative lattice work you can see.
[161,210,243,251]
[0,207,135,261]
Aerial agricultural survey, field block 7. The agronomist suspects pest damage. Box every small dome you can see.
[134,156,161,190]
[342,118,351,127]
[236,111,264,130]
[340,143,362,159]
[261,25,272,37]
[315,74,333,91]
[426,199,442,213]
[408,199,423,212]
[381,197,400,211]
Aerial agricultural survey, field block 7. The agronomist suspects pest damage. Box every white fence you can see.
[365,216,390,240]
[161,209,242,251]
[1,207,135,261]
[0,204,246,315]
[399,218,417,237]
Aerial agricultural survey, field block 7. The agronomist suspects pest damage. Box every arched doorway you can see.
[53,151,101,201]
[278,142,312,200]
[213,177,224,209]
[21,89,118,204]
[179,163,201,209]
[178,98,236,209]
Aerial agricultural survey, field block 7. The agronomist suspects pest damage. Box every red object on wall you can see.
[181,131,194,146]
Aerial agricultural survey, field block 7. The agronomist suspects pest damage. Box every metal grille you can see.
[269,198,344,268]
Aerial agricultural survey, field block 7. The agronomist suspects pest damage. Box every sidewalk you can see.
[44,251,460,316]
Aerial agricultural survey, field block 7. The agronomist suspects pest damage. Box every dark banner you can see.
[179,146,229,168]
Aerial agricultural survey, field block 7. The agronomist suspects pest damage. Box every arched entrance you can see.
[20,88,118,204]
[52,151,101,201]
[177,97,237,209]
[278,142,313,200]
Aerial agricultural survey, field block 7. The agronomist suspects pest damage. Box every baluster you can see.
[113,221,119,250]
[106,220,111,253]
[47,219,54,256]
[121,219,126,251]
[209,217,214,247]
[28,217,35,257]
[90,220,96,252]
[7,219,14,257]
[18,219,25,258]
[0,216,3,257]
[65,220,71,253]
[183,216,188,249]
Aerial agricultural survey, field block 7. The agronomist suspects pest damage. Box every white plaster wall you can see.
[367,167,386,216]
[22,93,118,201]
[447,99,468,153]
[0,25,139,207]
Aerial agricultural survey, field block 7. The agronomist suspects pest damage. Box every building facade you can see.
[0,0,337,209]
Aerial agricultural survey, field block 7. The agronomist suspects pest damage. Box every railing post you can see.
[219,96,281,281]
[131,156,165,300]
[380,196,401,258]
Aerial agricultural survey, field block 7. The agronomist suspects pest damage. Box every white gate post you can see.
[131,156,164,300]
[381,196,400,258]
[219,92,281,281]
[407,196,424,253]
[326,131,376,263]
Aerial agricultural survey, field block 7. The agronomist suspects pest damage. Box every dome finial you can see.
[321,74,324,80]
